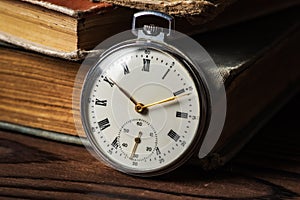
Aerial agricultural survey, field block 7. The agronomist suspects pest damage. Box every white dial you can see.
[81,43,208,176]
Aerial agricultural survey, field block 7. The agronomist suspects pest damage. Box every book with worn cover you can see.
[0,0,298,60]
[1,7,299,168]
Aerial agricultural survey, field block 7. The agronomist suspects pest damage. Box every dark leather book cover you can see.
[0,0,299,60]
[1,8,299,168]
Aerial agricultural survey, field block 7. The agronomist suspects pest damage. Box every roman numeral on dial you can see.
[95,99,107,106]
[142,59,150,72]
[173,88,185,96]
[103,76,114,87]
[155,147,161,155]
[162,69,170,80]
[111,137,119,149]
[98,118,110,131]
[122,63,130,75]
[168,129,180,142]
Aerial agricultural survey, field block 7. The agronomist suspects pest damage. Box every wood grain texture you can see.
[0,94,299,199]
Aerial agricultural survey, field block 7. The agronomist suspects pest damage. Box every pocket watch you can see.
[75,11,226,177]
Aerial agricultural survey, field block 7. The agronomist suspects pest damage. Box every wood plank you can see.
[0,93,299,199]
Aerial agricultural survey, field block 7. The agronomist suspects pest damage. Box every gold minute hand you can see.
[142,93,191,109]
[108,78,138,105]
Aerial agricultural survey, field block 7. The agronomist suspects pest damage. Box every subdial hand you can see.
[108,78,138,105]
[130,131,142,159]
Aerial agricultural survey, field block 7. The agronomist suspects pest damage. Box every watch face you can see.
[81,42,208,176]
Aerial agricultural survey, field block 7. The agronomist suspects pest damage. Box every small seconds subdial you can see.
[119,119,157,161]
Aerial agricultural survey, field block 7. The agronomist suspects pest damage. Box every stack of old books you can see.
[0,0,299,167]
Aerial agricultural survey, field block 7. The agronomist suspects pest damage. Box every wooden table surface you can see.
[0,93,299,200]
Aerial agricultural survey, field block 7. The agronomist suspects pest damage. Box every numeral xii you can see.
[142,59,150,72]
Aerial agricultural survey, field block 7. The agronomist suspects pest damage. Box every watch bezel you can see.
[80,38,211,177]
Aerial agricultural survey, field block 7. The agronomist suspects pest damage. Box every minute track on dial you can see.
[79,20,208,176]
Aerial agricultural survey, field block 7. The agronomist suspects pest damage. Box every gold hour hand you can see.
[142,93,191,109]
[108,78,138,105]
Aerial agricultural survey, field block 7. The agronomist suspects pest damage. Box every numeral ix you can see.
[98,118,110,131]
[95,99,107,106]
